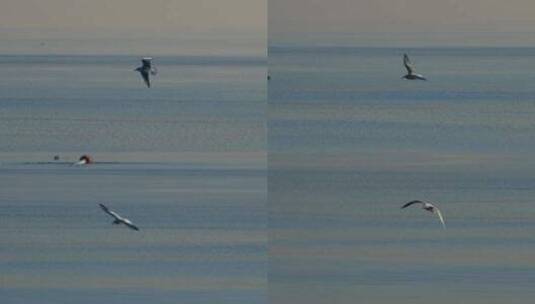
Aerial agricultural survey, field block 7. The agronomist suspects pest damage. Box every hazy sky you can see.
[0,0,266,55]
[269,0,535,45]
[0,0,265,34]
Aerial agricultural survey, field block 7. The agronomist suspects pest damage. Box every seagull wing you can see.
[403,54,414,75]
[99,204,121,221]
[401,200,424,209]
[435,208,446,229]
[124,221,140,231]
[140,70,150,88]
[99,203,111,214]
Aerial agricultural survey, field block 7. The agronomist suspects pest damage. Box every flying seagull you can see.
[401,200,445,228]
[99,203,139,231]
[135,57,157,88]
[402,54,426,80]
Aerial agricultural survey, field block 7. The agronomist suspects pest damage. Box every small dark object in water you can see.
[53,155,60,161]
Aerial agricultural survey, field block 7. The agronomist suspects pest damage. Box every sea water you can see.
[0,52,266,304]
[269,47,535,304]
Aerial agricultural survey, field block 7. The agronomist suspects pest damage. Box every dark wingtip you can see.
[401,200,421,208]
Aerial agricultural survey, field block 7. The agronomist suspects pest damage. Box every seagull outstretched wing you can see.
[140,71,150,88]
[401,200,423,208]
[99,203,121,221]
[435,208,446,229]
[124,221,140,231]
[403,54,414,75]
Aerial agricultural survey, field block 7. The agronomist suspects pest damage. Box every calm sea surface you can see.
[269,47,535,304]
[0,54,266,303]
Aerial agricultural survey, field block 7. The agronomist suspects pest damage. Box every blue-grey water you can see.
[0,54,266,303]
[269,47,535,304]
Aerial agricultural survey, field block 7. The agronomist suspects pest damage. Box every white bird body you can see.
[99,203,139,231]
[72,155,93,166]
[73,159,87,166]
[135,57,157,88]
[402,54,427,80]
[401,200,445,228]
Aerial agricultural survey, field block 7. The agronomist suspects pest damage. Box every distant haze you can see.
[0,0,266,55]
[1,0,265,33]
[269,0,535,46]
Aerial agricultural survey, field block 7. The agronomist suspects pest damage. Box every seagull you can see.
[99,203,140,231]
[402,54,426,80]
[401,200,445,228]
[135,57,157,88]
[73,154,93,166]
